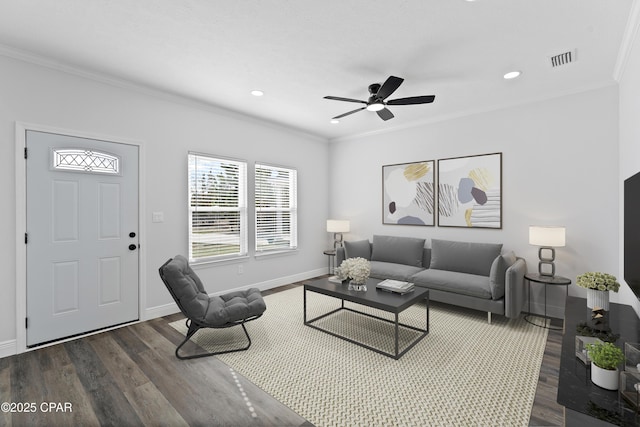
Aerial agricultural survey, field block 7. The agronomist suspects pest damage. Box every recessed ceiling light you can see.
[250,90,264,96]
[503,71,521,80]
[330,119,339,124]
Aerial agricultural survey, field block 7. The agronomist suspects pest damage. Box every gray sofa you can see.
[335,235,526,323]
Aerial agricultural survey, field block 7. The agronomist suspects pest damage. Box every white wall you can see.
[619,12,640,316]
[329,86,620,318]
[0,55,330,350]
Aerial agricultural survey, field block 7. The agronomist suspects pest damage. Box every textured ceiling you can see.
[0,0,633,140]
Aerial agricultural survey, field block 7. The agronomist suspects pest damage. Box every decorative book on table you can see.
[376,279,415,294]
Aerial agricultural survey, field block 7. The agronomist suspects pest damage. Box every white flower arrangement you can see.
[335,257,371,284]
[576,272,620,292]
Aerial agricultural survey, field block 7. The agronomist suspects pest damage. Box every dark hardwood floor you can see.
[0,280,564,427]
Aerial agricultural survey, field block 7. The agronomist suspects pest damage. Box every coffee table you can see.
[303,277,429,359]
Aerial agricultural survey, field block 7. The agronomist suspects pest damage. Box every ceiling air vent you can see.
[549,49,577,68]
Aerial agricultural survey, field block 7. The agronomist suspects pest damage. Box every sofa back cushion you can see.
[344,239,372,260]
[429,239,502,276]
[370,235,426,267]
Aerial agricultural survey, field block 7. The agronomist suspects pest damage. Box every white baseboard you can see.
[143,268,327,321]
[0,339,17,358]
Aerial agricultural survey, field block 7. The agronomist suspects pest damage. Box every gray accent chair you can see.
[159,255,266,359]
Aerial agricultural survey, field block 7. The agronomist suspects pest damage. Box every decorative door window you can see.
[52,149,120,174]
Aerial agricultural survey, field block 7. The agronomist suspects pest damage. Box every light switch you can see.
[152,212,164,223]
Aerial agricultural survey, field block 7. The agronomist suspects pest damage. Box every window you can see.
[188,153,247,262]
[52,149,120,174]
[255,163,297,254]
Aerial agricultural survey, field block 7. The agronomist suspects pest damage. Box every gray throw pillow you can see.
[370,235,426,267]
[489,250,517,300]
[344,239,371,260]
[429,239,503,276]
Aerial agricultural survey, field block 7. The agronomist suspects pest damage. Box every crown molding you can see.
[329,81,617,144]
[614,0,640,81]
[0,44,327,143]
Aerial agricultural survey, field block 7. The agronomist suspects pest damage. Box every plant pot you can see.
[591,363,619,390]
[586,289,610,310]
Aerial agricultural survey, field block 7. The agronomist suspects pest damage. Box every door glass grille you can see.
[53,149,120,174]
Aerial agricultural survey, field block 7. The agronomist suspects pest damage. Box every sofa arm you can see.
[335,247,346,267]
[504,258,527,318]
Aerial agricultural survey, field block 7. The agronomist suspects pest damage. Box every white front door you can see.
[26,130,139,346]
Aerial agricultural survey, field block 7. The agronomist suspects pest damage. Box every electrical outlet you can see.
[238,264,244,275]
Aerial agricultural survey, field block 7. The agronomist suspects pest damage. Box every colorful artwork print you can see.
[382,160,435,226]
[437,153,502,228]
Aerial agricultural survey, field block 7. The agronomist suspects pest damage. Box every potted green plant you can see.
[586,341,624,390]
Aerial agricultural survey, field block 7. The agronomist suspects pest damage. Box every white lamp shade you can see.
[529,226,566,247]
[327,219,350,233]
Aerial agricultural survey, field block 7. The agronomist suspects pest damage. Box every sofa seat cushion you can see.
[371,235,426,267]
[410,269,492,300]
[369,261,424,282]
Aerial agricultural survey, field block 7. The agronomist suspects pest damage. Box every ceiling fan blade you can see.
[387,95,436,105]
[324,96,367,104]
[376,76,404,100]
[377,108,394,121]
[333,107,367,119]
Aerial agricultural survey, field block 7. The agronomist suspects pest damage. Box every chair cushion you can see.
[429,239,502,277]
[205,288,266,325]
[160,255,266,326]
[371,235,426,267]
[369,261,424,281]
[344,239,371,260]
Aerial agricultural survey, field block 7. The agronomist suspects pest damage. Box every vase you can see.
[590,363,619,390]
[348,280,367,292]
[586,289,610,310]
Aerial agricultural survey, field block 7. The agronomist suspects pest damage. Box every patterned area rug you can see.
[170,286,548,427]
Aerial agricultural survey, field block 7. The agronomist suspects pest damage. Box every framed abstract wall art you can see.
[437,152,502,229]
[382,160,435,226]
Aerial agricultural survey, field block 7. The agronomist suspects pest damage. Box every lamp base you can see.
[538,247,556,277]
[333,232,343,249]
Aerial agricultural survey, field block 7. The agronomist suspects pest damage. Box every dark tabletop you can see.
[525,273,572,285]
[304,277,429,313]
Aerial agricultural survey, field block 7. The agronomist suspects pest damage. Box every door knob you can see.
[129,244,137,251]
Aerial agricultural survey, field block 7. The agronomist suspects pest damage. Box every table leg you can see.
[303,286,307,324]
[395,312,399,359]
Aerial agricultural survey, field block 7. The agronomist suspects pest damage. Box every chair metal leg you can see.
[175,319,253,360]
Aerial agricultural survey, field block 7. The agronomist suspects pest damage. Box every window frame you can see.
[188,152,248,264]
[254,162,298,256]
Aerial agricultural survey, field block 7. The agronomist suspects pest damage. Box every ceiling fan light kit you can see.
[324,75,435,121]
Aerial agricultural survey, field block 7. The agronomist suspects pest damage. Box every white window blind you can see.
[255,163,297,254]
[188,153,247,262]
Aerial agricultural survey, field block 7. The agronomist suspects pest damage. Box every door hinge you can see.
[25,317,28,329]
[24,147,28,159]
[25,233,28,244]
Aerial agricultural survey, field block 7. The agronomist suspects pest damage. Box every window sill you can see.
[255,249,298,259]
[190,255,249,269]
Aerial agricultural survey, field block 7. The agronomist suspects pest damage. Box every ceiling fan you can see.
[324,75,435,121]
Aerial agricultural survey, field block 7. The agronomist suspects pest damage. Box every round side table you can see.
[524,273,571,330]
[323,249,336,275]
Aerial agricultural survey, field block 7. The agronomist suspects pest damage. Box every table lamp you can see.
[529,226,566,277]
[327,220,350,248]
